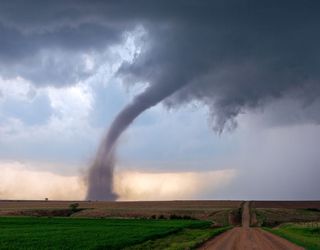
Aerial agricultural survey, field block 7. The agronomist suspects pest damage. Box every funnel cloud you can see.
[87,76,190,199]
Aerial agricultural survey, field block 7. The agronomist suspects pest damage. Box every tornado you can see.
[86,80,187,200]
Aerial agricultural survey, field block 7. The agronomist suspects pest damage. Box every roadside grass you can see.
[0,217,212,250]
[264,223,320,250]
[126,226,231,250]
[254,208,320,227]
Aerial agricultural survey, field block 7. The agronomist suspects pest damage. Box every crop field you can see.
[250,201,320,227]
[265,223,320,250]
[0,217,224,250]
[0,200,242,211]
[0,200,241,209]
[0,200,241,249]
[126,226,231,250]
[0,200,242,226]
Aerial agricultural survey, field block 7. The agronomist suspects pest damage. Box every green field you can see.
[265,223,320,250]
[0,217,224,250]
[126,226,230,250]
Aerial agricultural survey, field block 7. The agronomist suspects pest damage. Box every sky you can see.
[1,0,320,200]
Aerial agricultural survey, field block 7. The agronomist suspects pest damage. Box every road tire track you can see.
[198,201,304,250]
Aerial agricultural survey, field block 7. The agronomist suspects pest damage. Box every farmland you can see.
[251,201,320,227]
[265,223,320,250]
[251,201,320,249]
[0,217,220,250]
[1,200,320,249]
[0,200,241,249]
[126,226,230,250]
[0,200,242,226]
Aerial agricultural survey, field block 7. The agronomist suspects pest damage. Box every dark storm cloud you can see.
[117,1,320,131]
[0,19,125,85]
[2,1,320,110]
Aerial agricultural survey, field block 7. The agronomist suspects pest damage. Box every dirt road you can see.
[199,202,304,250]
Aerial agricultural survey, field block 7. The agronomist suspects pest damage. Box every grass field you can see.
[265,223,320,250]
[251,201,320,227]
[253,208,320,227]
[0,217,219,250]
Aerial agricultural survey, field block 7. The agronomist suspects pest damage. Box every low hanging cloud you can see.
[0,161,235,200]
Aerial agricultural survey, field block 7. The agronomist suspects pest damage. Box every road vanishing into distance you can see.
[199,202,304,250]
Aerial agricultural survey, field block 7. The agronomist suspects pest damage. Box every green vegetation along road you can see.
[266,223,320,250]
[126,226,230,250]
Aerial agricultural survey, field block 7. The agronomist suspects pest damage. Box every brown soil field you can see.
[252,201,320,209]
[0,200,241,210]
[0,200,242,225]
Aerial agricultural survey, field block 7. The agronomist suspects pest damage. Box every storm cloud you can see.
[1,1,320,199]
[1,1,320,128]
